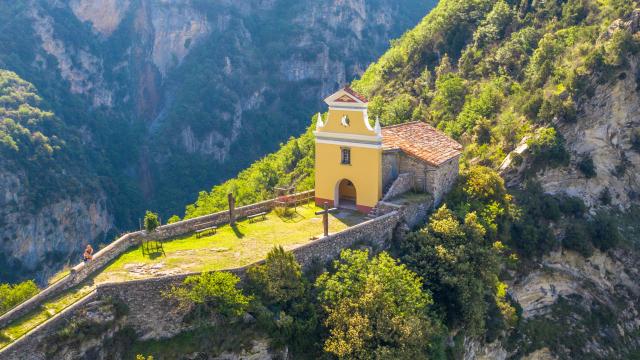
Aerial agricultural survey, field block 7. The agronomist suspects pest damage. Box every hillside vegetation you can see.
[174,0,640,358]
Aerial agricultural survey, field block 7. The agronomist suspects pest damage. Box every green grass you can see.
[0,202,364,349]
[47,267,71,286]
[0,282,95,349]
[94,202,363,283]
[387,191,432,205]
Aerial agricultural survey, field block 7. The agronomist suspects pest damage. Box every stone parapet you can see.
[0,191,314,331]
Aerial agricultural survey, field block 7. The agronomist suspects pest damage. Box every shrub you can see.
[316,250,441,359]
[589,213,621,251]
[563,222,593,257]
[577,155,597,178]
[527,127,570,171]
[166,272,252,319]
[558,196,586,217]
[631,128,640,152]
[247,246,305,306]
[599,187,612,205]
[143,211,160,232]
[167,215,180,224]
[0,280,39,314]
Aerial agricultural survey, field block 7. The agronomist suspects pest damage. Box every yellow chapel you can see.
[314,87,462,214]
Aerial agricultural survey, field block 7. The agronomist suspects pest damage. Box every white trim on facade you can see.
[314,131,382,143]
[315,138,382,149]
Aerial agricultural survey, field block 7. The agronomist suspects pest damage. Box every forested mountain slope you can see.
[181,0,640,358]
[0,0,435,282]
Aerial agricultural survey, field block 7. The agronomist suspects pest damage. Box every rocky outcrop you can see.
[29,2,113,107]
[537,67,640,209]
[511,250,640,319]
[0,166,112,284]
[70,0,132,37]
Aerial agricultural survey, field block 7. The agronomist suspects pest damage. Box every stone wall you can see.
[0,191,314,330]
[425,156,460,206]
[0,210,403,358]
[382,173,414,201]
[382,150,400,189]
[398,153,429,192]
[96,211,401,340]
[0,291,100,360]
[378,197,432,229]
[0,231,143,329]
[380,150,460,207]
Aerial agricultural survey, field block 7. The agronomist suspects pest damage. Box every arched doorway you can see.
[335,179,357,210]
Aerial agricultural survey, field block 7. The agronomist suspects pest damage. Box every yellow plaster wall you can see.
[318,109,375,136]
[314,142,382,209]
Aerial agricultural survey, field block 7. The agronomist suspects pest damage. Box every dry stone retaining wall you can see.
[94,210,402,339]
[0,291,99,360]
[0,191,426,358]
[0,191,314,330]
[0,210,403,358]
[382,173,414,201]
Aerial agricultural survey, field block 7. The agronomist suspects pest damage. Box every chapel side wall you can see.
[382,151,399,190]
[426,156,460,206]
[398,154,428,192]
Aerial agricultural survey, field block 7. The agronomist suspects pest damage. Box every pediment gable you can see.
[324,86,368,109]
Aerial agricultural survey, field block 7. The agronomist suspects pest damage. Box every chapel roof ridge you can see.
[342,85,368,103]
[381,121,462,166]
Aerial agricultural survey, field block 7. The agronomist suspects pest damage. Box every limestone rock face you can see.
[537,67,640,209]
[1,0,432,282]
[0,165,113,283]
[70,0,131,36]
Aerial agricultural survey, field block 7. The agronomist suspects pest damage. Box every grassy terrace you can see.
[0,202,364,349]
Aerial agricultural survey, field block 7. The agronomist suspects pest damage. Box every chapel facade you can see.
[314,87,462,213]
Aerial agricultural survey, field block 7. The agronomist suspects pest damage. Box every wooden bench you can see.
[247,212,267,223]
[195,222,218,238]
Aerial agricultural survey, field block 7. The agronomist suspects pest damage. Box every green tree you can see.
[399,206,505,335]
[0,280,39,314]
[167,215,181,224]
[247,246,319,352]
[166,272,251,319]
[430,73,467,128]
[316,250,441,359]
[143,211,160,232]
[247,246,305,306]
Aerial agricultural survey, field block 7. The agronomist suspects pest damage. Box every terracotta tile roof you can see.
[382,121,462,166]
[343,86,368,103]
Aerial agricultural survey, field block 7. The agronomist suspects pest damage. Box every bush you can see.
[589,214,621,251]
[143,211,160,232]
[166,272,252,319]
[563,223,593,257]
[577,155,597,178]
[527,127,570,171]
[558,196,586,217]
[631,128,640,152]
[167,215,180,224]
[247,246,305,306]
[0,280,39,314]
[316,250,441,359]
[599,188,612,205]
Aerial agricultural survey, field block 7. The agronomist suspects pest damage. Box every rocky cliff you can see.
[0,0,435,282]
